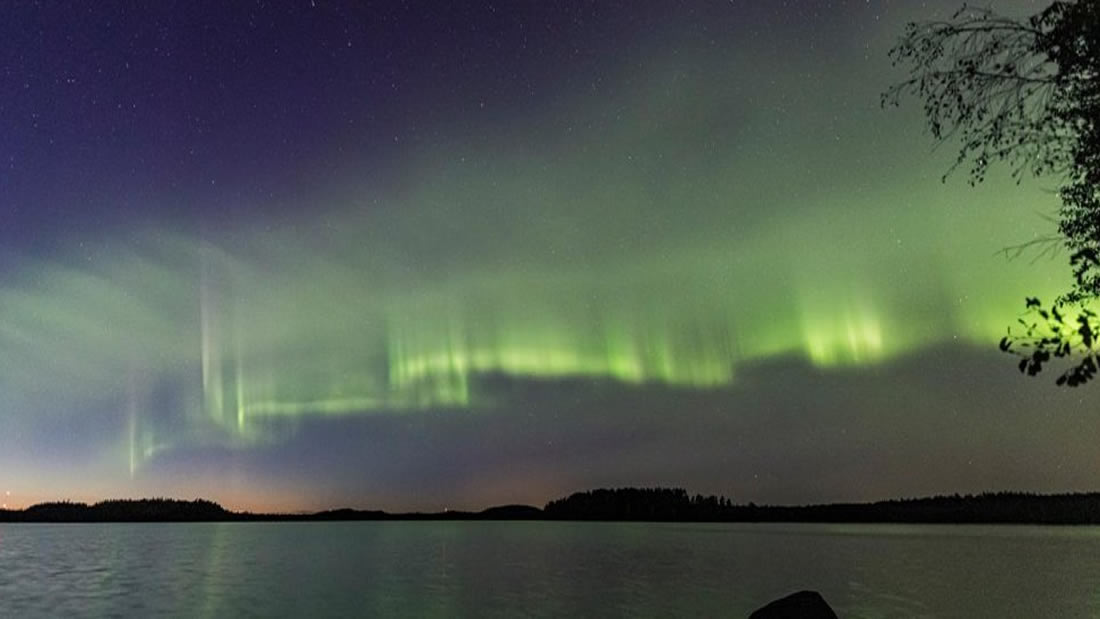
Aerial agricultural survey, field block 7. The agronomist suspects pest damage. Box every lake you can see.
[1,521,1097,617]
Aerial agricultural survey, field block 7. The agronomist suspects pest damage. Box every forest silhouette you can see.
[6,488,1100,524]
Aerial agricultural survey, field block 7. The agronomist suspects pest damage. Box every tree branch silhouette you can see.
[886,1,1100,385]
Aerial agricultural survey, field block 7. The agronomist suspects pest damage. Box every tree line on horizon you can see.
[7,487,1100,524]
[1,498,230,522]
[542,487,1100,524]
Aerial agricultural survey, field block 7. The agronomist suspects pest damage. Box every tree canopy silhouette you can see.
[884,0,1100,385]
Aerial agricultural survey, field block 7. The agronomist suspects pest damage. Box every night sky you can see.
[2,0,1094,512]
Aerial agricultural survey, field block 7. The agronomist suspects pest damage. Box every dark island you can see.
[6,487,1100,524]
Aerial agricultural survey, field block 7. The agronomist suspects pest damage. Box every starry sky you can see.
[1,0,1094,512]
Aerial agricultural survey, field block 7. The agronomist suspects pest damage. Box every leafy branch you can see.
[1002,297,1100,386]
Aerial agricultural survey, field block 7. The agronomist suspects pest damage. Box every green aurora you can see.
[0,97,1068,473]
[0,0,1085,510]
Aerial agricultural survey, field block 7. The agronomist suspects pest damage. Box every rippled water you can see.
[1,521,1098,617]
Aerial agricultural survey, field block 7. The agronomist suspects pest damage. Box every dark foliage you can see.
[0,500,531,522]
[306,508,388,521]
[544,486,1100,524]
[543,487,732,521]
[885,1,1100,384]
[5,498,231,522]
[478,504,544,519]
[6,488,1100,524]
[999,297,1100,385]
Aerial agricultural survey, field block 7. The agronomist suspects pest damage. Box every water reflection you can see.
[2,522,1100,618]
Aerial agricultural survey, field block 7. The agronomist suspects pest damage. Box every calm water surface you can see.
[0,521,1097,618]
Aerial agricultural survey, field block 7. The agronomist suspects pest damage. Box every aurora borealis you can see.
[2,0,1095,512]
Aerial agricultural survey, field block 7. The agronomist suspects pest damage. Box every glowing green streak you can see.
[0,35,1077,475]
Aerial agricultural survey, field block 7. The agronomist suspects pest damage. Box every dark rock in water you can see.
[749,590,839,619]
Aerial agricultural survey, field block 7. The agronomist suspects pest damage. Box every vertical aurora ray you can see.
[127,366,137,478]
[199,247,224,429]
